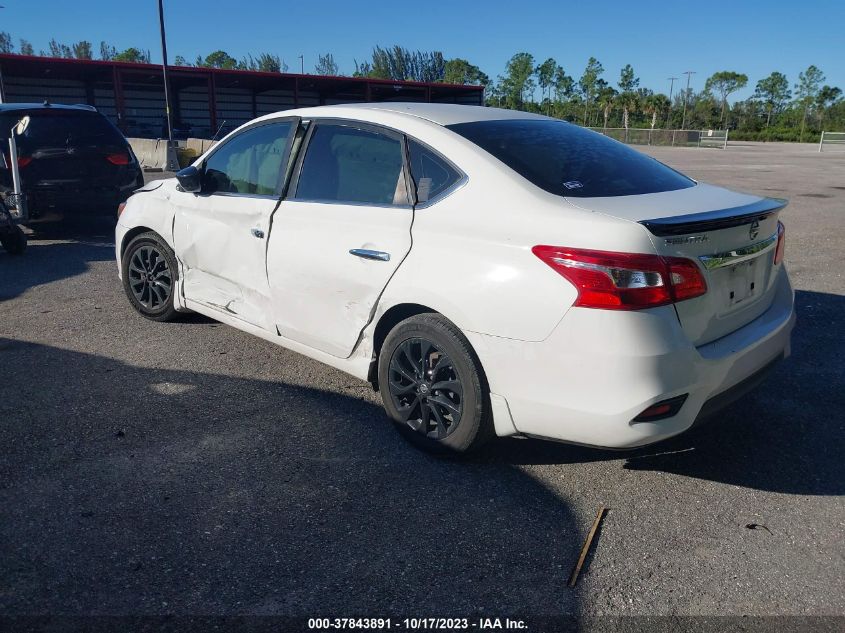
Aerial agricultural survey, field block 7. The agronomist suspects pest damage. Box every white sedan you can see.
[116,103,795,453]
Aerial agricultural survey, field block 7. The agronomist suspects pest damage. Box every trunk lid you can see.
[566,183,785,346]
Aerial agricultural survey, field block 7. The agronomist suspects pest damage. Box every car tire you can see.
[378,313,494,454]
[0,226,27,255]
[121,231,179,322]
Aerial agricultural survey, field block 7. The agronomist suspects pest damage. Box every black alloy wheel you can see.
[378,313,493,454]
[127,244,172,310]
[121,232,179,322]
[387,337,464,440]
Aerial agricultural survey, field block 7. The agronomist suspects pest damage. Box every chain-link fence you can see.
[586,127,728,148]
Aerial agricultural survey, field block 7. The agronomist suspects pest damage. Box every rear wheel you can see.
[378,313,493,454]
[0,226,27,255]
[121,232,178,322]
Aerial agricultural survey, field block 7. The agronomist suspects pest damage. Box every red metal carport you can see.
[0,54,485,139]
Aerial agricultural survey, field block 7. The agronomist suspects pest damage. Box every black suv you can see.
[0,103,144,222]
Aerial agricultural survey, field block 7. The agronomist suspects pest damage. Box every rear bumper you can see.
[466,266,795,449]
[24,177,142,221]
[693,352,783,424]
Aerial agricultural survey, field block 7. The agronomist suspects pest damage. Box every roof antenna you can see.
[211,119,227,141]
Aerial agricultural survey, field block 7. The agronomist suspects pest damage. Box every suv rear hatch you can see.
[9,108,136,189]
[567,183,785,346]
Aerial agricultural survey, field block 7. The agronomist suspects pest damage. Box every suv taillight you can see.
[532,246,708,310]
[106,152,131,165]
[774,221,785,265]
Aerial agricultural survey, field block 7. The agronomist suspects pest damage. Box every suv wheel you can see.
[0,226,27,255]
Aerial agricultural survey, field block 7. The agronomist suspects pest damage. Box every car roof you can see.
[0,102,98,113]
[283,102,549,127]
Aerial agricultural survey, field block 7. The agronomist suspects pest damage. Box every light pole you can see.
[680,70,696,130]
[298,55,304,74]
[158,0,173,143]
[0,5,5,103]
[7,115,30,220]
[666,76,678,127]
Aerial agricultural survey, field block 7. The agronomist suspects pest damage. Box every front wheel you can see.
[378,313,493,454]
[121,232,178,322]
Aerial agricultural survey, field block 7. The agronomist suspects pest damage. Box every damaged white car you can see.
[116,103,795,453]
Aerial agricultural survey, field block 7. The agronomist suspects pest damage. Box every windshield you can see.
[446,119,695,198]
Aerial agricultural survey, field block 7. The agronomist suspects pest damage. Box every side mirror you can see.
[14,115,31,136]
[176,165,202,193]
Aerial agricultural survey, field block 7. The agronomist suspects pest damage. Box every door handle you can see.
[349,248,390,262]
[251,228,265,239]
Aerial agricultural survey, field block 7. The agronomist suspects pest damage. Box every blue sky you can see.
[2,0,843,102]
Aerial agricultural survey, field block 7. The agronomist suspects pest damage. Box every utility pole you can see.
[666,76,678,127]
[680,71,696,130]
[298,55,304,74]
[157,0,173,143]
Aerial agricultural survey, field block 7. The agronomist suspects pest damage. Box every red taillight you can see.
[17,156,33,168]
[532,246,707,310]
[666,257,709,302]
[117,202,127,218]
[106,152,131,165]
[774,221,785,265]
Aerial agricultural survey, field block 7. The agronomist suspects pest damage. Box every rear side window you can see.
[446,119,695,198]
[203,122,293,195]
[408,140,462,204]
[295,124,408,206]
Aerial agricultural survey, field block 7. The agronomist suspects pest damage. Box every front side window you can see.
[446,119,695,198]
[295,124,408,206]
[408,139,463,204]
[203,122,293,195]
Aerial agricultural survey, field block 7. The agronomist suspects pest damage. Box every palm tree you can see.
[597,86,617,131]
[642,94,670,130]
[618,91,640,140]
[641,93,670,144]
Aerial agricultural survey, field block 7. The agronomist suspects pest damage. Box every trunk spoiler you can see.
[639,197,787,237]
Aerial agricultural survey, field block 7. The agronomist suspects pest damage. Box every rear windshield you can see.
[0,109,124,148]
[446,119,695,198]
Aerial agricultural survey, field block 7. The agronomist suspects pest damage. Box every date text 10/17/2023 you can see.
[307,617,529,630]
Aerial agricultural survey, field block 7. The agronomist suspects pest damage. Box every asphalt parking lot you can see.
[1,142,843,626]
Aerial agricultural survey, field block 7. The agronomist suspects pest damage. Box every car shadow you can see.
[0,339,583,618]
[0,240,115,301]
[0,219,114,301]
[0,221,115,301]
[474,289,844,497]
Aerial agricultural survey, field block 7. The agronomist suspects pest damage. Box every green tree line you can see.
[487,53,843,142]
[2,33,841,141]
